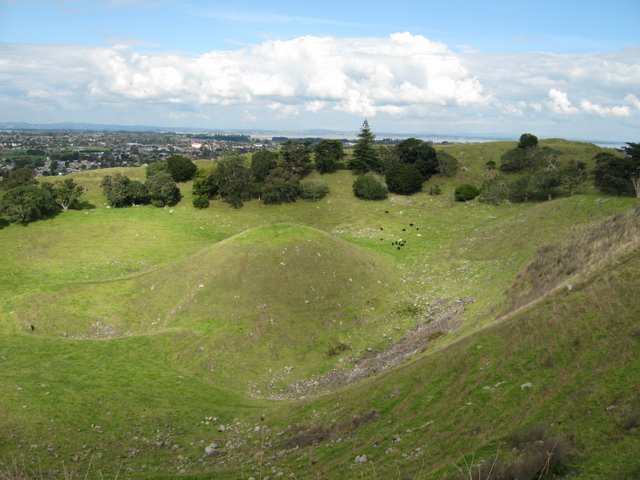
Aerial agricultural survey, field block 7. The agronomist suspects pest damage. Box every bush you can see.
[300,179,330,201]
[386,163,423,195]
[352,174,388,200]
[478,175,510,204]
[192,195,210,209]
[437,151,459,177]
[454,184,480,202]
[144,171,181,207]
[167,155,197,182]
[146,161,168,178]
[0,184,58,223]
[428,185,442,195]
[518,132,539,149]
[261,167,301,204]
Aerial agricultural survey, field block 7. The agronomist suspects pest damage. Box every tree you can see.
[52,178,85,210]
[261,167,301,204]
[386,163,423,195]
[300,179,330,201]
[1,167,36,189]
[192,168,218,199]
[622,142,640,197]
[500,146,558,173]
[593,151,637,197]
[437,151,459,177]
[349,120,379,173]
[377,145,400,176]
[560,160,588,196]
[167,155,197,182]
[281,141,312,177]
[0,184,58,223]
[454,184,480,202]
[478,175,510,204]
[213,155,252,208]
[127,180,150,205]
[352,174,388,200]
[534,170,562,200]
[251,151,279,183]
[518,133,538,149]
[146,161,169,178]
[395,138,438,180]
[313,140,343,174]
[509,174,536,202]
[101,173,132,207]
[144,171,180,207]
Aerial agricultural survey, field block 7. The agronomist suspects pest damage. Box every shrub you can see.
[386,163,423,195]
[192,169,217,198]
[478,175,509,204]
[300,179,330,201]
[352,174,388,200]
[145,171,181,207]
[437,151,459,177]
[251,150,279,183]
[127,180,150,205]
[454,184,480,202]
[261,167,301,204]
[167,155,197,182]
[518,132,538,149]
[486,160,497,170]
[428,185,442,195]
[0,184,58,223]
[146,161,168,178]
[192,195,209,209]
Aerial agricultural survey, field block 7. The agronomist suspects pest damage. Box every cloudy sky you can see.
[1,0,639,141]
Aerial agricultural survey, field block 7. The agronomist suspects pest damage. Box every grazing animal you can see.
[29,324,35,332]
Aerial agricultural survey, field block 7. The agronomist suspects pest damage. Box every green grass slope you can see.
[0,139,638,478]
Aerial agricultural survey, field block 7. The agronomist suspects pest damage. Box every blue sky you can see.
[1,0,639,140]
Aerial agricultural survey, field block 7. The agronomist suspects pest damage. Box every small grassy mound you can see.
[11,223,402,389]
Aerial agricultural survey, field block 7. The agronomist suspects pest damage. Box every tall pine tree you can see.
[349,120,379,173]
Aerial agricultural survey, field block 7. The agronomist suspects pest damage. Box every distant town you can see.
[0,130,288,177]
[0,128,470,178]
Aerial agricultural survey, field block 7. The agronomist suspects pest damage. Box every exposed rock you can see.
[354,454,368,464]
[261,297,474,399]
[204,443,218,456]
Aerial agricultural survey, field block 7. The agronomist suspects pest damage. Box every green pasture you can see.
[0,139,638,478]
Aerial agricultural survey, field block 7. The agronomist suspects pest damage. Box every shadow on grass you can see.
[76,200,97,210]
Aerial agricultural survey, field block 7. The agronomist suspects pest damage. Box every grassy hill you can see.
[0,139,638,479]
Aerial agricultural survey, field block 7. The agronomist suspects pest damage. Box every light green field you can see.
[0,140,638,479]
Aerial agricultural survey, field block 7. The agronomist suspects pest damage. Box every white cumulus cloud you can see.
[546,88,578,114]
[580,100,630,117]
[0,33,486,119]
[626,93,640,110]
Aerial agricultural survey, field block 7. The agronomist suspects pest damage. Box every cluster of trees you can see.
[191,141,334,209]
[478,134,640,203]
[594,143,640,198]
[100,155,196,208]
[471,133,589,204]
[348,120,459,199]
[0,167,85,224]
